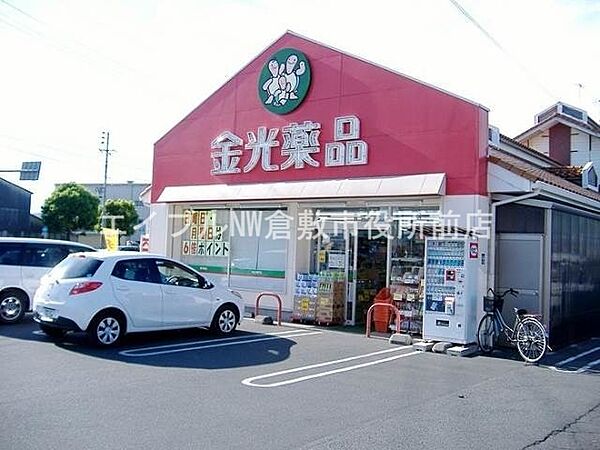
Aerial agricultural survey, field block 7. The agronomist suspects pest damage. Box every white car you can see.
[33,252,245,346]
[0,238,95,324]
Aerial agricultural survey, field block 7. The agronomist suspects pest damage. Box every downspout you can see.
[488,188,542,290]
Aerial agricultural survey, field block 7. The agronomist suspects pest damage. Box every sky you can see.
[1,0,599,214]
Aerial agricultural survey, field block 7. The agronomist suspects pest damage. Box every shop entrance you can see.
[315,225,388,326]
[306,207,432,330]
[350,230,388,326]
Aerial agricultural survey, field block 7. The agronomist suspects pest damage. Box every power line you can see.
[0,0,41,23]
[0,11,43,39]
[1,143,61,161]
[0,136,150,177]
[447,0,558,100]
[0,134,93,160]
[0,0,157,85]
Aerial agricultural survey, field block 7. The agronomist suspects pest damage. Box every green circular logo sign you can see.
[258,48,311,115]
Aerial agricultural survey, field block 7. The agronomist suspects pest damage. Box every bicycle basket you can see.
[483,295,495,313]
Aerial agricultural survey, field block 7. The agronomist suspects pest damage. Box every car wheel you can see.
[0,291,27,324]
[39,324,66,339]
[210,305,239,335]
[88,312,125,347]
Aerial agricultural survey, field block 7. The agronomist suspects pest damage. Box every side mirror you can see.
[198,277,213,289]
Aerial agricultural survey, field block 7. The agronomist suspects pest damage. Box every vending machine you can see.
[423,238,480,344]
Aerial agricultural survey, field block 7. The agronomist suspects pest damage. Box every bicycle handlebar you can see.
[487,288,519,298]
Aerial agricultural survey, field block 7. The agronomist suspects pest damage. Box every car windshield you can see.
[50,255,103,279]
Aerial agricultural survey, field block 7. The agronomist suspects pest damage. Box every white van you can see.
[0,238,95,324]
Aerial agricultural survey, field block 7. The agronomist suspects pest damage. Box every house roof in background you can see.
[489,148,600,202]
[514,106,600,142]
[0,176,33,195]
[498,134,561,167]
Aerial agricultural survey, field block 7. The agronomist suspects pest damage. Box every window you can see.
[155,260,207,288]
[228,209,287,291]
[66,245,95,254]
[0,243,23,266]
[50,256,103,279]
[561,105,585,122]
[179,209,230,282]
[112,259,157,283]
[175,207,288,292]
[24,244,68,268]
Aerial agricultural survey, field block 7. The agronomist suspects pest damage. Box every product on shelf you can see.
[315,270,345,325]
[389,259,424,334]
[292,272,319,322]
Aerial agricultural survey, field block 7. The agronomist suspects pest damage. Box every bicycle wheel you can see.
[515,318,547,363]
[477,314,496,354]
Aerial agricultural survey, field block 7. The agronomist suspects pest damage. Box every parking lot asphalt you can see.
[1,316,599,450]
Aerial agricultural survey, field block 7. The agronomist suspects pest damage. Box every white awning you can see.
[156,173,446,203]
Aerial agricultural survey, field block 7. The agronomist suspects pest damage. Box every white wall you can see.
[527,133,549,157]
[522,128,600,168]
[571,131,591,166]
[441,195,490,229]
[593,135,600,165]
[147,203,169,256]
[488,163,533,193]
[571,131,600,167]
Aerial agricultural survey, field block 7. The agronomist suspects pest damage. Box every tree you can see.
[99,198,139,239]
[41,183,100,239]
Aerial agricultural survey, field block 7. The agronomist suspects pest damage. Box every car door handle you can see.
[116,286,130,292]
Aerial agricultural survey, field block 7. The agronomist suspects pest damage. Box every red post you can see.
[255,292,282,326]
[366,303,402,338]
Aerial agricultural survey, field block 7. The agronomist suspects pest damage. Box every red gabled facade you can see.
[152,32,488,202]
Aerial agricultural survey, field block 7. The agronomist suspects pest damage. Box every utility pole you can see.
[576,83,583,103]
[99,131,114,213]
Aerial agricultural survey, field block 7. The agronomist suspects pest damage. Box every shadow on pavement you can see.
[472,338,600,375]
[0,314,302,370]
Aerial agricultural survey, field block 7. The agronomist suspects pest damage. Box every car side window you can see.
[112,260,157,283]
[66,245,93,254]
[0,243,23,266]
[24,244,69,268]
[155,260,207,289]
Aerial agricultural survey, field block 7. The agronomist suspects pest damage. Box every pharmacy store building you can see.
[147,32,600,348]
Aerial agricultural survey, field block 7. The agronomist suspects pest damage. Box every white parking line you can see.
[119,330,322,357]
[548,346,600,374]
[242,317,317,329]
[555,346,600,366]
[242,347,420,388]
[578,358,600,373]
[121,329,306,352]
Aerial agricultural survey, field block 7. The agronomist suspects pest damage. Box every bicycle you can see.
[477,288,548,363]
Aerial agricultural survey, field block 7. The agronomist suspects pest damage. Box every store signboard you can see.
[151,33,488,203]
[258,48,311,115]
[210,115,368,176]
[182,209,230,258]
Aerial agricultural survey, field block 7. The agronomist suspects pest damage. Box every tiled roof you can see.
[545,166,583,185]
[489,148,600,202]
